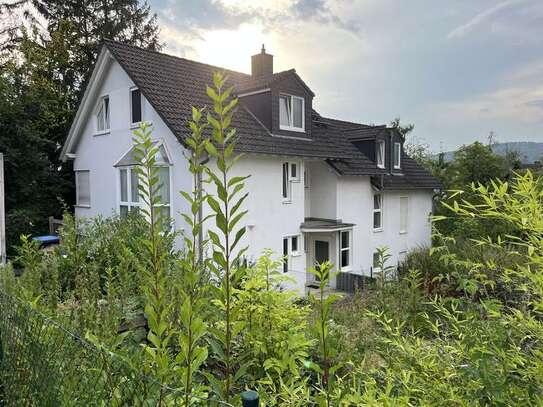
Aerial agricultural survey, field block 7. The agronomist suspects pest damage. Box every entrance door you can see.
[314,240,330,281]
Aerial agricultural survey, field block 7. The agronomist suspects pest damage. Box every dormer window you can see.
[376,140,385,168]
[394,142,401,169]
[279,94,304,132]
[96,96,110,133]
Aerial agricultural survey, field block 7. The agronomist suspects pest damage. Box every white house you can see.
[61,41,441,294]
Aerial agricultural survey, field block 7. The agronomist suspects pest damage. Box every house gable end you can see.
[61,48,114,161]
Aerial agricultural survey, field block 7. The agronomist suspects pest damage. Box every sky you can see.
[150,0,543,152]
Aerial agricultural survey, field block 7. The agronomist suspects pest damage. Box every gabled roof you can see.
[100,40,346,160]
[62,40,441,190]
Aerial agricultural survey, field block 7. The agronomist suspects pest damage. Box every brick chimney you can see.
[251,44,273,78]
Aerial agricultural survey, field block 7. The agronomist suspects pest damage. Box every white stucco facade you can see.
[66,51,436,296]
[71,58,192,243]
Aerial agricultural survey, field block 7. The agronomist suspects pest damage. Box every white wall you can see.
[370,189,433,271]
[203,154,307,293]
[72,58,192,240]
[70,56,434,294]
[335,175,433,277]
[307,161,337,219]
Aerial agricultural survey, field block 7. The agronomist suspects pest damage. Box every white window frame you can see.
[118,167,142,216]
[399,196,409,234]
[339,230,352,271]
[117,165,172,220]
[376,140,385,168]
[394,142,401,169]
[130,87,143,127]
[290,235,301,256]
[282,162,292,203]
[95,95,110,135]
[283,237,289,273]
[373,193,383,232]
[279,94,305,132]
[283,235,302,272]
[75,170,91,207]
[289,162,300,182]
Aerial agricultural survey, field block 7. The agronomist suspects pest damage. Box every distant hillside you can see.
[441,142,543,164]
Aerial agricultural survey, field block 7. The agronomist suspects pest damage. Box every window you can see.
[290,162,299,181]
[400,196,408,233]
[118,166,170,219]
[131,88,142,125]
[119,167,140,217]
[291,235,299,254]
[282,162,291,201]
[340,230,351,269]
[115,142,172,220]
[376,140,385,168]
[279,94,304,131]
[154,167,171,220]
[96,96,110,133]
[75,170,90,206]
[373,193,382,231]
[283,237,289,273]
[394,142,401,169]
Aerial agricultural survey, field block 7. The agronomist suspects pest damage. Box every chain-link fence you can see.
[0,290,239,406]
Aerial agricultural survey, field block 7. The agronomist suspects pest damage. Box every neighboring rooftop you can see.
[98,40,441,189]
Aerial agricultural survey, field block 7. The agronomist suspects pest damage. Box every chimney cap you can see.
[261,44,266,53]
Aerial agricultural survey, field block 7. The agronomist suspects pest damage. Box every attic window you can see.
[96,96,110,133]
[376,140,385,168]
[130,88,142,125]
[394,142,401,169]
[279,94,304,132]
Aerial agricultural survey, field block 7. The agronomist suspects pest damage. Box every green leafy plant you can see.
[238,250,312,383]
[175,106,210,406]
[132,122,176,405]
[308,261,341,407]
[203,71,249,403]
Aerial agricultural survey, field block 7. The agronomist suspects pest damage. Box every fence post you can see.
[241,390,259,407]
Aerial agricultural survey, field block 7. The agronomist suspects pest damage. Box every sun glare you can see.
[191,24,269,73]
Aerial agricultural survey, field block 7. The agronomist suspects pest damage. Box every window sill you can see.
[373,228,383,233]
[399,231,408,235]
[377,164,385,169]
[94,130,110,137]
[280,125,305,133]
[75,204,91,209]
[282,199,292,205]
[394,166,401,170]
[340,266,352,272]
[291,251,301,257]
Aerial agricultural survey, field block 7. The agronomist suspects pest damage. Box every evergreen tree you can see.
[0,0,161,254]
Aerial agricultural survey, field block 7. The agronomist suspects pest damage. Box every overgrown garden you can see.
[1,71,543,406]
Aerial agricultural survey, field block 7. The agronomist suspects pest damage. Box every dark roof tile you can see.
[102,40,441,189]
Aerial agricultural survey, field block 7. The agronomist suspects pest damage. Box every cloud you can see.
[447,0,528,39]
[157,0,360,38]
[151,0,543,151]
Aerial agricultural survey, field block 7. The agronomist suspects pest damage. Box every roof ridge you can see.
[102,38,250,79]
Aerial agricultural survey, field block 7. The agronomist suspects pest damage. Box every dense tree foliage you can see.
[0,1,160,254]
